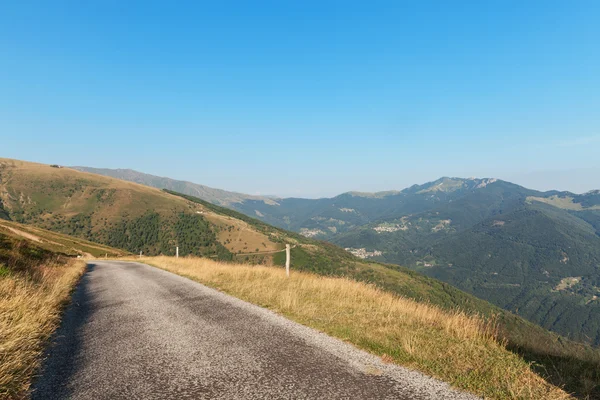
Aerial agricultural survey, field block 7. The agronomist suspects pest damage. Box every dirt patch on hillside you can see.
[6,227,42,243]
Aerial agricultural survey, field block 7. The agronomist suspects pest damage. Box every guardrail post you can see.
[285,244,291,277]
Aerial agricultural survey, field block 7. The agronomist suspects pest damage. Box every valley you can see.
[72,166,600,348]
[3,158,600,397]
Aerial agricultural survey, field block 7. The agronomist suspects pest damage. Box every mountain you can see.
[68,168,510,237]
[0,159,503,305]
[68,166,600,346]
[1,159,284,260]
[6,158,600,396]
[71,166,278,207]
[327,180,600,346]
[422,203,600,343]
[168,173,600,348]
[71,168,505,236]
[0,158,515,313]
[232,177,534,236]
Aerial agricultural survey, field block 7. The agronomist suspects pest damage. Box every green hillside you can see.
[331,185,600,349]
[426,204,600,343]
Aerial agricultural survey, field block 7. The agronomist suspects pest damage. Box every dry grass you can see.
[0,219,126,258]
[0,157,281,255]
[202,212,280,254]
[0,157,198,229]
[141,256,571,400]
[0,258,86,399]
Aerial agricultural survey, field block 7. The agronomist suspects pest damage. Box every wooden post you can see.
[285,244,291,277]
[139,251,142,258]
[176,246,179,258]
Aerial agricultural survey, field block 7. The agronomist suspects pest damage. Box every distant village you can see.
[299,228,326,238]
[344,247,383,259]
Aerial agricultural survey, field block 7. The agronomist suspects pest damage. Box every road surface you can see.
[33,261,477,399]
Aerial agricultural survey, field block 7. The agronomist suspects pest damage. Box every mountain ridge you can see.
[71,166,279,206]
[72,165,599,210]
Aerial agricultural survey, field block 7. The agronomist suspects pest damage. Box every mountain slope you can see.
[0,200,9,220]
[424,204,600,344]
[331,183,600,347]
[0,218,128,258]
[71,166,277,207]
[232,177,542,237]
[0,158,282,260]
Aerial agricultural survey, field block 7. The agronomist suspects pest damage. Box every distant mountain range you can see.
[71,166,278,207]
[329,178,600,345]
[71,166,600,347]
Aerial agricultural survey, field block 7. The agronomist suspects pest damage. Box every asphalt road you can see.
[32,261,477,400]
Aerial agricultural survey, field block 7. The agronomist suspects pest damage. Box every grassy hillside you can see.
[0,219,117,398]
[168,190,600,399]
[140,256,570,400]
[0,158,285,260]
[0,219,128,258]
[71,166,277,207]
[3,159,600,397]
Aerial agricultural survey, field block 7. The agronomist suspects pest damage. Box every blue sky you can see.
[1,1,599,197]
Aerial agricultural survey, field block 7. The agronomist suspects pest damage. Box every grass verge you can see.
[0,236,86,399]
[139,256,570,400]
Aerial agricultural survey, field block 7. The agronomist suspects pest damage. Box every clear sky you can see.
[1,1,599,198]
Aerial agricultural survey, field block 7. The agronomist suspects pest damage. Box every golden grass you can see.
[141,256,571,400]
[0,219,126,258]
[202,212,280,254]
[0,157,281,254]
[0,259,86,399]
[0,157,196,227]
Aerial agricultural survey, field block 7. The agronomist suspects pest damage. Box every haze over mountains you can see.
[73,165,600,346]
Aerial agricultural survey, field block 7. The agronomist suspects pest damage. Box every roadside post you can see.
[229,244,294,276]
[285,244,291,277]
